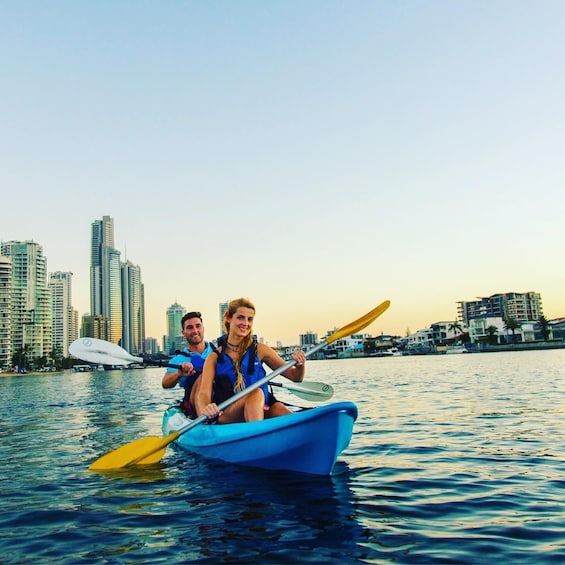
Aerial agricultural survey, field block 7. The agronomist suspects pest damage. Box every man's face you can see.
[182,317,204,346]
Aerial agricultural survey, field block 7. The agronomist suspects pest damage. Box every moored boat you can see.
[445,344,469,354]
[72,364,93,372]
[162,401,358,475]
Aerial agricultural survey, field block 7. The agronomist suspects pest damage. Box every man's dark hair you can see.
[181,311,202,330]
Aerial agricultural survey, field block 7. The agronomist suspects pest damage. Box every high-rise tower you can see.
[0,255,12,368]
[165,302,186,354]
[0,241,52,366]
[121,260,144,355]
[90,216,122,345]
[219,301,229,336]
[49,271,78,357]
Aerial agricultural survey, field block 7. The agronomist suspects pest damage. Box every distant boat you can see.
[445,344,468,354]
[374,347,403,357]
[404,344,434,355]
[72,364,93,372]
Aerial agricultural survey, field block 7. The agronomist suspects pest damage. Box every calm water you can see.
[1,350,563,563]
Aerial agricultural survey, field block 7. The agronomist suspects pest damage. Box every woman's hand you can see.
[291,350,306,366]
[202,402,222,420]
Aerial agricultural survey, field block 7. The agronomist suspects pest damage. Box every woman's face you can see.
[229,306,254,338]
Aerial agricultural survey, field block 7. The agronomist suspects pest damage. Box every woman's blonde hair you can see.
[224,297,256,392]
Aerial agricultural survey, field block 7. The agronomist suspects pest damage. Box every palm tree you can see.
[49,346,64,370]
[503,317,521,344]
[448,321,463,336]
[12,344,32,372]
[486,325,499,345]
[34,355,48,370]
[537,316,551,342]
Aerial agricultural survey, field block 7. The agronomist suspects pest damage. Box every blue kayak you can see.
[161,401,358,475]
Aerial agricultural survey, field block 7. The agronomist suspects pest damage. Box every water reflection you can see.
[90,463,169,484]
[170,454,370,562]
[82,368,169,464]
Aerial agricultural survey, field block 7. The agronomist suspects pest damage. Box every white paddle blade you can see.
[69,338,142,365]
[271,380,334,401]
[293,382,334,399]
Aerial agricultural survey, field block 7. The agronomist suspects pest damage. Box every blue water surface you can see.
[0,350,563,563]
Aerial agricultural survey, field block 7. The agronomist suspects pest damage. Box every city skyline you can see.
[2,2,564,345]
[2,223,563,348]
[1,234,558,352]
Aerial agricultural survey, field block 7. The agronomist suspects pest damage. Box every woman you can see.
[196,297,307,423]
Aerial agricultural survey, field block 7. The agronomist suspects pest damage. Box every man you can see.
[162,311,215,416]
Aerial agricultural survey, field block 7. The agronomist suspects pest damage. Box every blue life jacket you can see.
[213,335,269,404]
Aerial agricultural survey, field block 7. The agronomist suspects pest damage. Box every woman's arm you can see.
[257,343,306,383]
[195,353,218,416]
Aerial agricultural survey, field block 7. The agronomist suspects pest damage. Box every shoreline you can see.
[0,370,66,378]
[3,343,565,376]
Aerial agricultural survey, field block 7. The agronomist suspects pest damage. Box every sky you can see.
[1,1,564,346]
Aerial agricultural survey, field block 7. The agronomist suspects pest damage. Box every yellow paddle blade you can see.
[326,300,390,345]
[88,432,179,471]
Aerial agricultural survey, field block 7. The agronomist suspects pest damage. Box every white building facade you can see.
[0,241,52,367]
[121,260,144,355]
[0,255,12,368]
[49,271,78,357]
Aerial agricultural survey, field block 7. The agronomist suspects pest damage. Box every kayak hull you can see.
[162,401,358,475]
